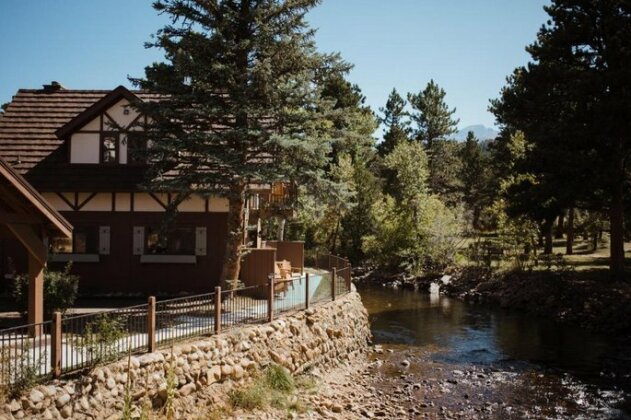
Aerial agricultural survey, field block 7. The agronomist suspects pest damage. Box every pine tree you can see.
[408,80,459,149]
[492,0,631,277]
[460,131,491,230]
[133,0,347,289]
[377,88,410,157]
[407,81,461,203]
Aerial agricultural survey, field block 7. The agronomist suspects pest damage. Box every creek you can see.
[359,285,631,419]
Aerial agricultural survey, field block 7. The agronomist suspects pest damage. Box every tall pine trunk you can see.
[555,212,565,239]
[566,208,574,255]
[220,182,246,290]
[609,180,625,281]
[472,206,481,231]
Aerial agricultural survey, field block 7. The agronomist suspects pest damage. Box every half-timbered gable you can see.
[0,83,233,295]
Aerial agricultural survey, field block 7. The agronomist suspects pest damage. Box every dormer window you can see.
[127,132,147,165]
[101,132,119,164]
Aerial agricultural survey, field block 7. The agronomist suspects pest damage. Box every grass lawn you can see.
[460,232,631,278]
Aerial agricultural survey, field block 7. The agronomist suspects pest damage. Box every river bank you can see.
[210,344,627,419]
[215,284,631,419]
[355,265,631,335]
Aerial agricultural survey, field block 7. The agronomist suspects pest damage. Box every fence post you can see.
[305,272,310,309]
[214,286,222,334]
[268,275,275,322]
[147,296,156,353]
[331,268,337,301]
[51,311,61,378]
[346,265,351,293]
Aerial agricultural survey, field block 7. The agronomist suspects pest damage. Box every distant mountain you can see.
[452,125,499,141]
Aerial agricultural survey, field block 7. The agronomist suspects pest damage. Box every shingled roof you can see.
[0,83,157,174]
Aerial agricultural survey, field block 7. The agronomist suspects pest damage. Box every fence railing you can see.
[0,260,351,387]
[0,321,52,387]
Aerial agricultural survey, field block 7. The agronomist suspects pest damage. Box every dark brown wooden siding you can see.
[1,212,228,297]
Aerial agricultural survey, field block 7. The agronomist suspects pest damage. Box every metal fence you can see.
[0,322,52,387]
[220,284,269,331]
[0,259,351,387]
[155,293,215,347]
[60,304,149,375]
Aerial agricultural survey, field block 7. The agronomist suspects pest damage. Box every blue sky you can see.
[0,0,549,130]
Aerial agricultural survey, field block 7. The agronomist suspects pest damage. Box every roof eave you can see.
[0,158,72,238]
[55,85,142,139]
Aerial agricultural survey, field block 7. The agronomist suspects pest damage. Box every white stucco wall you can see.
[70,133,100,164]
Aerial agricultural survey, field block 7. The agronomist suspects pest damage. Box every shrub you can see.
[75,314,125,365]
[0,341,46,399]
[12,262,79,318]
[228,384,267,410]
[265,364,294,393]
[228,365,296,412]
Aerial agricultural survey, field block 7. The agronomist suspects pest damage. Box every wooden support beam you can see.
[214,287,222,334]
[147,296,156,353]
[331,268,337,301]
[0,212,42,224]
[27,252,44,334]
[268,276,275,322]
[51,312,62,378]
[6,223,47,266]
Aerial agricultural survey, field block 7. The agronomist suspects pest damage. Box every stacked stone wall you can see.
[2,291,370,419]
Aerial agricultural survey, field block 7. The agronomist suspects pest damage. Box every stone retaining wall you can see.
[2,291,371,419]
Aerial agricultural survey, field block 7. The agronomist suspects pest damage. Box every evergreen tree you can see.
[427,139,463,206]
[408,80,459,149]
[408,80,462,203]
[459,131,492,230]
[291,72,379,261]
[377,88,410,157]
[492,0,631,277]
[133,0,347,289]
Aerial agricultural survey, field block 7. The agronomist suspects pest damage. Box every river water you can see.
[358,285,631,419]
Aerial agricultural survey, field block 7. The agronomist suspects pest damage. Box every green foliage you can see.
[228,364,296,412]
[12,262,79,318]
[287,69,379,261]
[408,80,459,148]
[377,88,410,157]
[491,0,631,278]
[384,141,429,203]
[426,139,463,206]
[265,364,294,393]
[75,314,125,365]
[133,0,353,284]
[459,132,495,230]
[0,340,46,399]
[163,347,177,420]
[339,159,383,263]
[228,384,267,410]
[407,80,463,204]
[363,142,462,273]
[476,200,540,271]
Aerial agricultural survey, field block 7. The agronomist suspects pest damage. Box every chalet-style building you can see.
[0,82,286,296]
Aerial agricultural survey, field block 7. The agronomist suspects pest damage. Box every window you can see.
[145,226,195,255]
[50,226,99,254]
[101,132,118,164]
[126,132,147,164]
